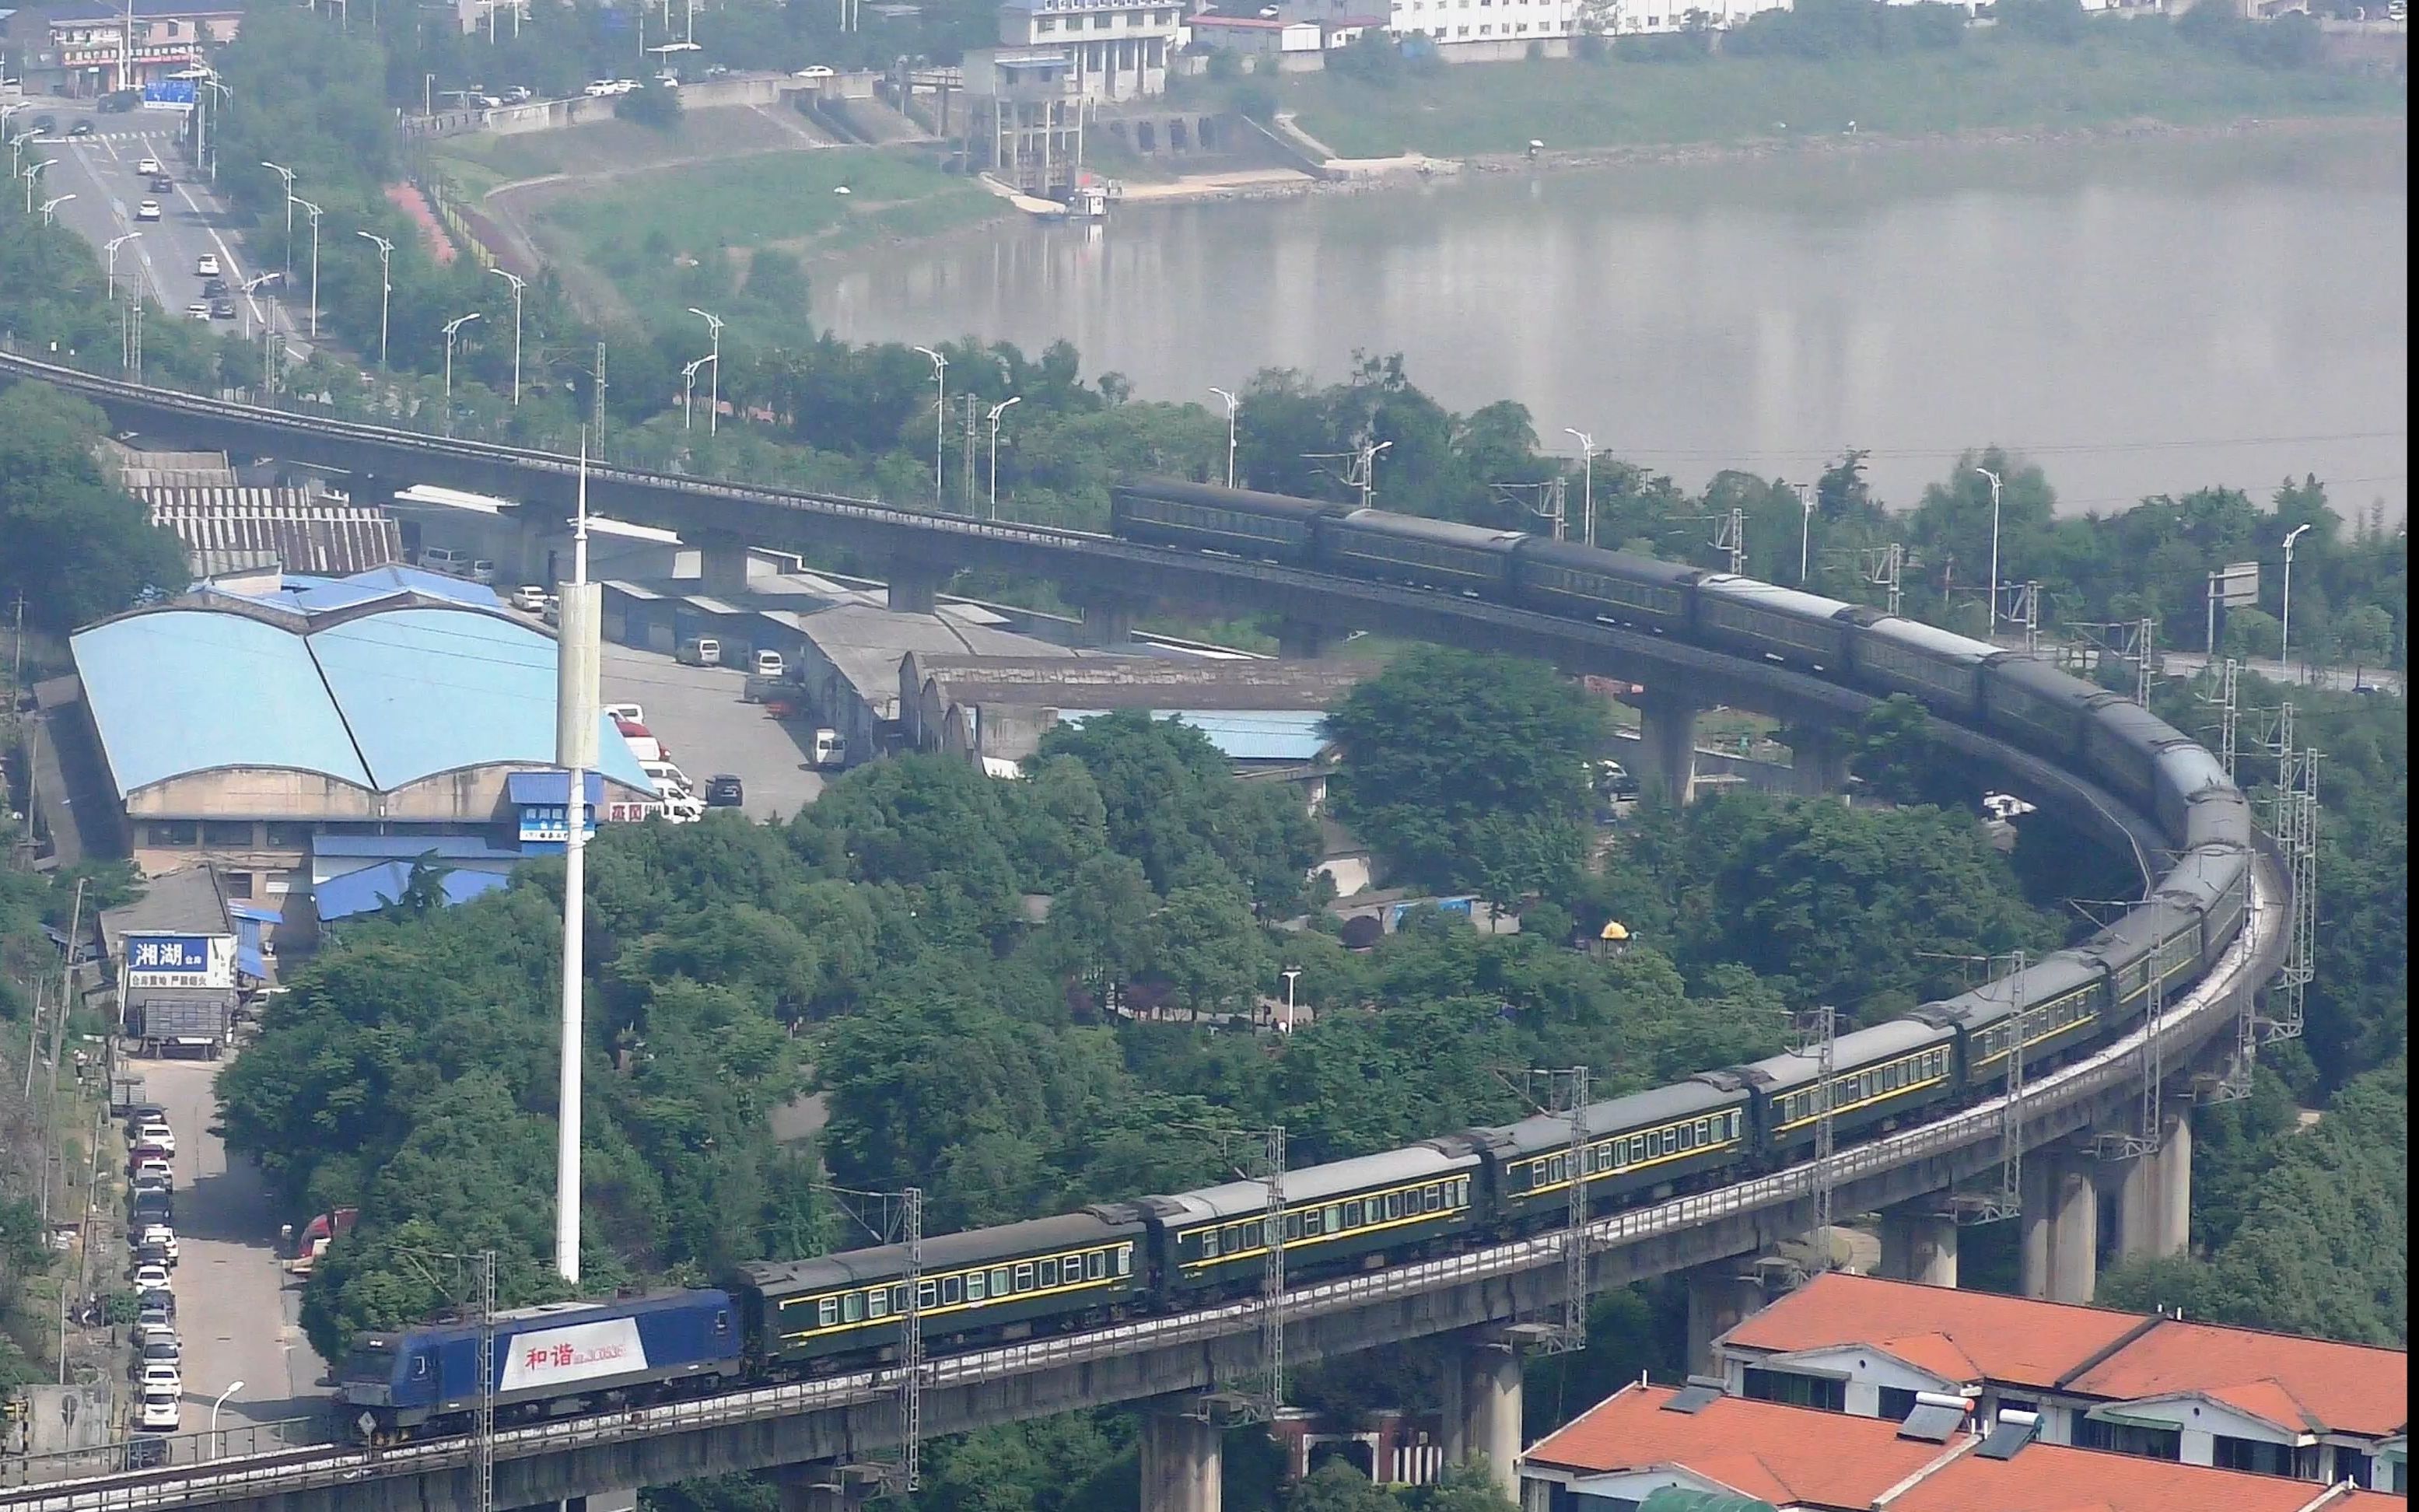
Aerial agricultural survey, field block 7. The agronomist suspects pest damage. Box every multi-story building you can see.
[993,0,1181,100]
[5,0,241,97]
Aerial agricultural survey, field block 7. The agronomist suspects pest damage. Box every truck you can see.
[125,996,231,1057]
[285,1207,359,1276]
[614,719,667,766]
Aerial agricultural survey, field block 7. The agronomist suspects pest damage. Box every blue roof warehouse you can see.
[58,570,653,943]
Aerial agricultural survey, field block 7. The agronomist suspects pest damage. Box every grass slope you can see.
[1278,31,2405,159]
[537,147,999,260]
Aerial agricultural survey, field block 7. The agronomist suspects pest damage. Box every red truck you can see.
[282,1208,357,1276]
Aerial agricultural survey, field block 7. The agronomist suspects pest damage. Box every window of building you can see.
[200,820,254,846]
[1742,1368,1845,1412]
[2212,1436,2296,1478]
[262,821,313,849]
[223,872,254,899]
[2333,1448,2372,1488]
[1878,1387,1919,1423]
[2073,1416,2180,1461]
[147,821,198,847]
[1038,16,1056,26]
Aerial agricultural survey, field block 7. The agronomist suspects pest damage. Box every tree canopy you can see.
[0,383,191,633]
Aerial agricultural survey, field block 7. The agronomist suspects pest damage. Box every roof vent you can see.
[1897,1391,1973,1444]
[1664,1377,1725,1415]
[1976,1409,2042,1460]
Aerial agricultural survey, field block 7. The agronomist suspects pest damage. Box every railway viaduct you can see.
[0,352,2290,1512]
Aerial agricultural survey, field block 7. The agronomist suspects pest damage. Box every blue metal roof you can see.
[72,610,374,793]
[1055,709,1331,763]
[311,835,524,862]
[504,772,607,806]
[314,861,513,922]
[323,565,499,608]
[307,610,650,791]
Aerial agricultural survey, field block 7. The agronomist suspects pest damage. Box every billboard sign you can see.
[142,79,196,111]
[497,1316,647,1392]
[122,933,236,989]
[2212,561,2260,608]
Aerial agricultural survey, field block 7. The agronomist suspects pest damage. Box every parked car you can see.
[470,560,497,585]
[603,702,645,726]
[201,275,228,296]
[135,198,162,222]
[131,1260,172,1290]
[641,760,691,798]
[137,1360,181,1392]
[502,85,533,103]
[661,793,706,824]
[138,1335,181,1375]
[542,593,561,626]
[137,1384,181,1433]
[194,253,219,276]
[133,1121,174,1151]
[583,79,618,96]
[793,65,835,78]
[753,649,786,679]
[132,1159,173,1188]
[131,1241,173,1274]
[211,299,236,319]
[135,155,162,175]
[676,636,722,667]
[705,774,744,808]
[135,1225,179,1263]
[509,584,548,613]
[138,1290,176,1322]
[122,1101,166,1129]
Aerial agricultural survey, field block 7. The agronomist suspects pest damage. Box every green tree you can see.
[0,381,191,632]
[2223,606,2282,661]
[2335,604,2394,682]
[1324,649,1609,902]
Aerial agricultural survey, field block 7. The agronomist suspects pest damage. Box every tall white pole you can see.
[1212,387,1238,490]
[1563,428,1594,547]
[688,307,723,435]
[915,346,947,496]
[1975,467,2002,634]
[492,268,525,405]
[1797,481,1815,586]
[2280,523,2311,681]
[987,395,1019,518]
[554,434,600,1288]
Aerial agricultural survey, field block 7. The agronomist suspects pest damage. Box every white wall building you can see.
[996,0,1181,99]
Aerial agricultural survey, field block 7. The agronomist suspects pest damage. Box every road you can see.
[2156,649,2401,698]
[600,642,828,821]
[138,1056,328,1438]
[16,100,292,346]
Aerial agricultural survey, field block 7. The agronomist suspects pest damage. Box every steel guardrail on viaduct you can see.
[0,350,2288,1510]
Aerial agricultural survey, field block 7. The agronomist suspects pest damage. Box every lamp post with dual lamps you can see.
[985,396,1020,518]
[1280,968,1301,1035]
[441,312,481,437]
[355,230,391,369]
[38,193,74,226]
[912,345,947,495]
[292,196,323,339]
[681,355,713,431]
[1563,427,1594,545]
[492,267,526,405]
[1973,466,2003,634]
[1211,386,1240,489]
[21,159,54,215]
[103,232,142,299]
[260,161,296,279]
[687,306,723,434]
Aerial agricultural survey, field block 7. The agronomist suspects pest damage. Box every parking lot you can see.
[135,1057,329,1439]
[600,642,828,821]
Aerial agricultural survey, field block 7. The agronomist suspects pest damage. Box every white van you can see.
[754,649,786,679]
[642,760,691,798]
[603,702,645,726]
[810,728,846,770]
[420,546,470,576]
[677,638,722,668]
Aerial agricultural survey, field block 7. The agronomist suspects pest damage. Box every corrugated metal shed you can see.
[138,486,404,578]
[309,610,650,790]
[314,860,512,921]
[73,610,375,792]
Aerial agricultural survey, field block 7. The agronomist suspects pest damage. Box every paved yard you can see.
[600,643,827,821]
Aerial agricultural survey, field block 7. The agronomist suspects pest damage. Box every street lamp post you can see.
[1795,481,1816,586]
[1280,967,1301,1036]
[1563,427,1594,546]
[491,268,526,405]
[441,311,481,437]
[8,128,37,178]
[985,395,1020,518]
[103,232,141,299]
[1973,467,2003,635]
[260,161,296,279]
[1357,438,1392,509]
[1210,386,1239,490]
[240,272,279,340]
[22,159,54,215]
[292,197,323,339]
[680,356,710,430]
[38,193,74,226]
[686,306,723,435]
[2280,523,2312,682]
[196,79,230,183]
[355,231,392,369]
[208,1381,243,1460]
[912,345,947,497]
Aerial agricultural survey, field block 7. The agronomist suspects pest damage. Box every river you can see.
[817,124,2407,521]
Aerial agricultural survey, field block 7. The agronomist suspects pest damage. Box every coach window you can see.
[917,1281,938,1309]
[1199,1229,1220,1259]
[1381,1192,1399,1220]
[1064,1251,1085,1281]
[1662,1129,1679,1155]
[966,1272,987,1302]
[866,1288,889,1321]
[1301,1209,1322,1237]
[1286,1212,1305,1241]
[942,1276,962,1305]
[1116,1244,1135,1276]
[1345,1200,1364,1228]
[817,1297,840,1327]
[1014,1262,1036,1292]
[1039,1258,1060,1288]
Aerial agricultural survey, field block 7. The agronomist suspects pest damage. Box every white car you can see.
[132,1157,173,1186]
[135,198,161,222]
[184,302,211,320]
[603,702,645,726]
[793,65,835,79]
[138,1361,181,1392]
[642,760,691,798]
[194,253,219,276]
[583,79,617,96]
[661,793,706,824]
[136,1225,180,1263]
[131,1262,172,1292]
[137,1386,181,1433]
[134,1122,175,1154]
[509,584,548,613]
[136,155,163,175]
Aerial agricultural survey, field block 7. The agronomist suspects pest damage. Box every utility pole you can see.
[490,268,525,404]
[961,393,977,513]
[814,1183,929,1495]
[554,435,600,1286]
[1797,1005,1836,1276]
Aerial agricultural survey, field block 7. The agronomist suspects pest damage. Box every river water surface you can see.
[818,125,2407,520]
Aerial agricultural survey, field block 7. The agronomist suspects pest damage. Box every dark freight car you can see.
[1508,538,1700,635]
[1109,478,1340,565]
[1316,510,1525,597]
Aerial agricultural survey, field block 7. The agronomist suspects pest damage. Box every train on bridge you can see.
[338,481,2255,1445]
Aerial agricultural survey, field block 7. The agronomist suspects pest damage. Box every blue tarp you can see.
[315,862,512,922]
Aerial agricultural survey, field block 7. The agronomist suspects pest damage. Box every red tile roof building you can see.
[1707,1272,2406,1496]
[1522,1381,2401,1512]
